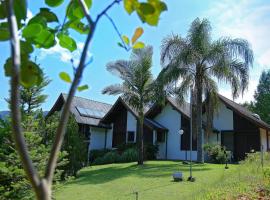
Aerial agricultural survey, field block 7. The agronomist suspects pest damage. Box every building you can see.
[48,93,270,161]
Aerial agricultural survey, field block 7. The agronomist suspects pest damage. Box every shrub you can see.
[93,151,121,165]
[144,143,159,160]
[204,143,230,164]
[120,148,138,162]
[89,149,111,164]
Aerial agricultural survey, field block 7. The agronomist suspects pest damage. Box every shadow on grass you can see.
[69,162,213,185]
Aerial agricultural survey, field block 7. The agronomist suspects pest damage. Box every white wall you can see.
[126,111,137,143]
[154,103,197,160]
[89,127,106,150]
[106,123,113,149]
[260,128,268,152]
[213,102,234,131]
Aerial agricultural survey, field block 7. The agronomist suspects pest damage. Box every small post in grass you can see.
[224,147,229,169]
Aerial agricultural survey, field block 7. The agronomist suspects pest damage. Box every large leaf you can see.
[57,33,77,52]
[65,19,89,34]
[124,0,138,14]
[67,0,92,20]
[20,60,43,88]
[139,3,155,15]
[0,23,9,41]
[0,2,7,19]
[4,58,12,77]
[132,27,144,44]
[28,15,47,28]
[20,40,34,55]
[22,23,43,38]
[59,72,72,83]
[34,29,55,49]
[14,0,27,22]
[45,0,64,7]
[77,84,89,91]
[133,41,145,49]
[38,8,58,22]
[136,0,167,26]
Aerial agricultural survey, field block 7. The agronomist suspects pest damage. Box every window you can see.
[127,131,135,143]
[157,132,165,142]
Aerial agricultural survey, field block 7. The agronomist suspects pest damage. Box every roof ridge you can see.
[61,93,113,106]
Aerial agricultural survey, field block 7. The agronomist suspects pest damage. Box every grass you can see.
[55,154,270,200]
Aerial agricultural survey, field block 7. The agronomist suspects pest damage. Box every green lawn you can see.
[55,161,240,200]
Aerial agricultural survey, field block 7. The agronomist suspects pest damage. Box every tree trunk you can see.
[205,94,213,144]
[196,73,204,163]
[137,113,144,165]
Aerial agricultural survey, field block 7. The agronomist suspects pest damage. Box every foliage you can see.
[93,151,121,165]
[89,149,111,163]
[0,115,67,200]
[45,113,87,177]
[119,148,138,162]
[144,143,159,160]
[253,70,270,124]
[159,18,253,162]
[203,143,230,164]
[102,46,163,165]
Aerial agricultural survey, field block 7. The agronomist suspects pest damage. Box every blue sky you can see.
[0,0,270,111]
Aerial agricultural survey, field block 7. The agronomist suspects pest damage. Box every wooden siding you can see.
[112,106,127,147]
[233,111,260,160]
[181,116,197,150]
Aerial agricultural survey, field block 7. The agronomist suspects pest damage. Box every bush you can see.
[89,149,111,164]
[144,143,159,160]
[204,143,230,164]
[120,148,138,162]
[93,151,121,165]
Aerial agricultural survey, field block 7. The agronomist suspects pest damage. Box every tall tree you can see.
[253,70,270,123]
[102,46,158,165]
[160,18,253,162]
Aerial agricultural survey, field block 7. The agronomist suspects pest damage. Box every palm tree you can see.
[102,46,158,165]
[159,18,253,163]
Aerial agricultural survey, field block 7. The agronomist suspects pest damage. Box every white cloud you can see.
[203,0,270,103]
[39,40,92,66]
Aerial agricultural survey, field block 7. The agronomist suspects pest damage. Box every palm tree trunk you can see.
[137,114,144,165]
[196,74,204,163]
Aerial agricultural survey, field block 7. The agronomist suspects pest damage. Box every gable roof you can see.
[101,96,167,131]
[146,96,190,119]
[218,94,270,130]
[47,93,112,128]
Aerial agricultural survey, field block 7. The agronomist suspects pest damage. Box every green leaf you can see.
[14,0,27,22]
[139,3,155,15]
[0,2,7,19]
[22,24,43,38]
[67,0,92,20]
[45,0,64,7]
[133,41,145,49]
[132,27,144,44]
[38,8,59,22]
[117,42,125,48]
[20,60,42,88]
[28,15,47,28]
[124,0,138,14]
[122,35,130,45]
[57,33,77,52]
[59,72,72,83]
[34,29,55,49]
[65,19,89,34]
[77,84,89,91]
[4,58,12,77]
[20,40,34,55]
[136,0,167,26]
[0,22,9,41]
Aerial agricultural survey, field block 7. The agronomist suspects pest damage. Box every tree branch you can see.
[105,13,130,51]
[7,0,40,191]
[45,0,123,187]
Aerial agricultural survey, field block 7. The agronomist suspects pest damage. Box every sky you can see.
[0,0,270,111]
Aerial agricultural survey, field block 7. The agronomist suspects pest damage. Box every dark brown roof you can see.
[218,94,270,130]
[48,93,112,128]
[101,96,167,131]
